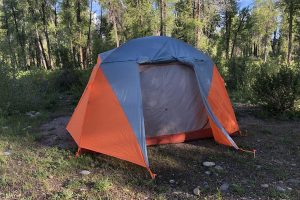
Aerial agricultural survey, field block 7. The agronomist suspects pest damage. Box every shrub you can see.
[54,69,82,92]
[0,66,60,114]
[253,66,300,113]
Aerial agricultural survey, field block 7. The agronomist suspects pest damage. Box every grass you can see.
[1,101,299,200]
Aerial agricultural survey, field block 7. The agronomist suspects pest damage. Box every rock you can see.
[169,179,175,184]
[22,126,32,130]
[261,184,269,188]
[203,182,209,188]
[220,183,229,192]
[291,163,296,167]
[2,126,8,129]
[193,187,201,196]
[203,161,215,167]
[241,179,248,184]
[3,151,11,156]
[286,178,300,185]
[205,171,211,175]
[26,111,41,118]
[215,165,223,171]
[48,175,54,179]
[287,187,292,191]
[256,165,262,169]
[276,186,286,192]
[79,170,91,175]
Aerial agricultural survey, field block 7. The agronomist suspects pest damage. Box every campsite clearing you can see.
[0,103,299,199]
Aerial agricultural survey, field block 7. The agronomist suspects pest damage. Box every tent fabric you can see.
[67,36,240,178]
[140,62,208,137]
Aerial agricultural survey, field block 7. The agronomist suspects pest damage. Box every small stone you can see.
[276,186,286,192]
[79,170,91,175]
[256,165,262,169]
[261,184,269,188]
[2,126,8,129]
[169,179,175,184]
[287,187,292,191]
[205,171,211,175]
[241,179,248,184]
[22,126,32,130]
[286,178,300,185]
[193,187,201,196]
[291,163,296,167]
[220,183,229,192]
[3,151,11,156]
[203,182,209,188]
[215,165,223,171]
[203,161,215,167]
[48,175,54,179]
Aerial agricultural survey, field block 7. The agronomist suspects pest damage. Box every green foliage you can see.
[93,178,113,192]
[54,69,82,92]
[253,65,300,113]
[0,66,59,114]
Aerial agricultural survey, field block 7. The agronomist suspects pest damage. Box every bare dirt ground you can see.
[36,104,300,199]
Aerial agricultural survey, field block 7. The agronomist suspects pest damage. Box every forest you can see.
[0,0,300,199]
[0,0,299,113]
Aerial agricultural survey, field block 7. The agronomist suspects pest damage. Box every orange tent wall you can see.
[67,61,150,171]
[207,66,239,147]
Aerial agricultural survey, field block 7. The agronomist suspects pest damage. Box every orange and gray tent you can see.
[67,36,241,178]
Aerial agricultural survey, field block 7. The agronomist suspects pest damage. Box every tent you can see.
[67,36,241,178]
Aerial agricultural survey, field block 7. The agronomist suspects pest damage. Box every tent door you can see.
[139,62,209,138]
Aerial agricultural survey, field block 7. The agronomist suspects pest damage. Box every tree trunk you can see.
[194,0,201,48]
[36,29,50,70]
[230,11,246,59]
[85,0,93,68]
[160,0,166,36]
[225,10,232,59]
[41,0,52,69]
[112,14,120,47]
[287,3,294,65]
[10,3,26,68]
[53,2,62,68]
[3,8,17,79]
[76,0,84,69]
[272,30,277,56]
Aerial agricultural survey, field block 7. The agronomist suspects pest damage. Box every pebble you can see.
[220,183,229,192]
[215,165,223,171]
[287,187,292,191]
[169,179,175,184]
[203,161,215,167]
[3,151,11,156]
[79,170,91,175]
[276,186,286,192]
[291,163,296,167]
[2,126,8,129]
[26,111,41,118]
[286,178,300,185]
[203,182,209,188]
[205,171,211,175]
[261,184,269,188]
[48,175,54,179]
[193,187,201,196]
